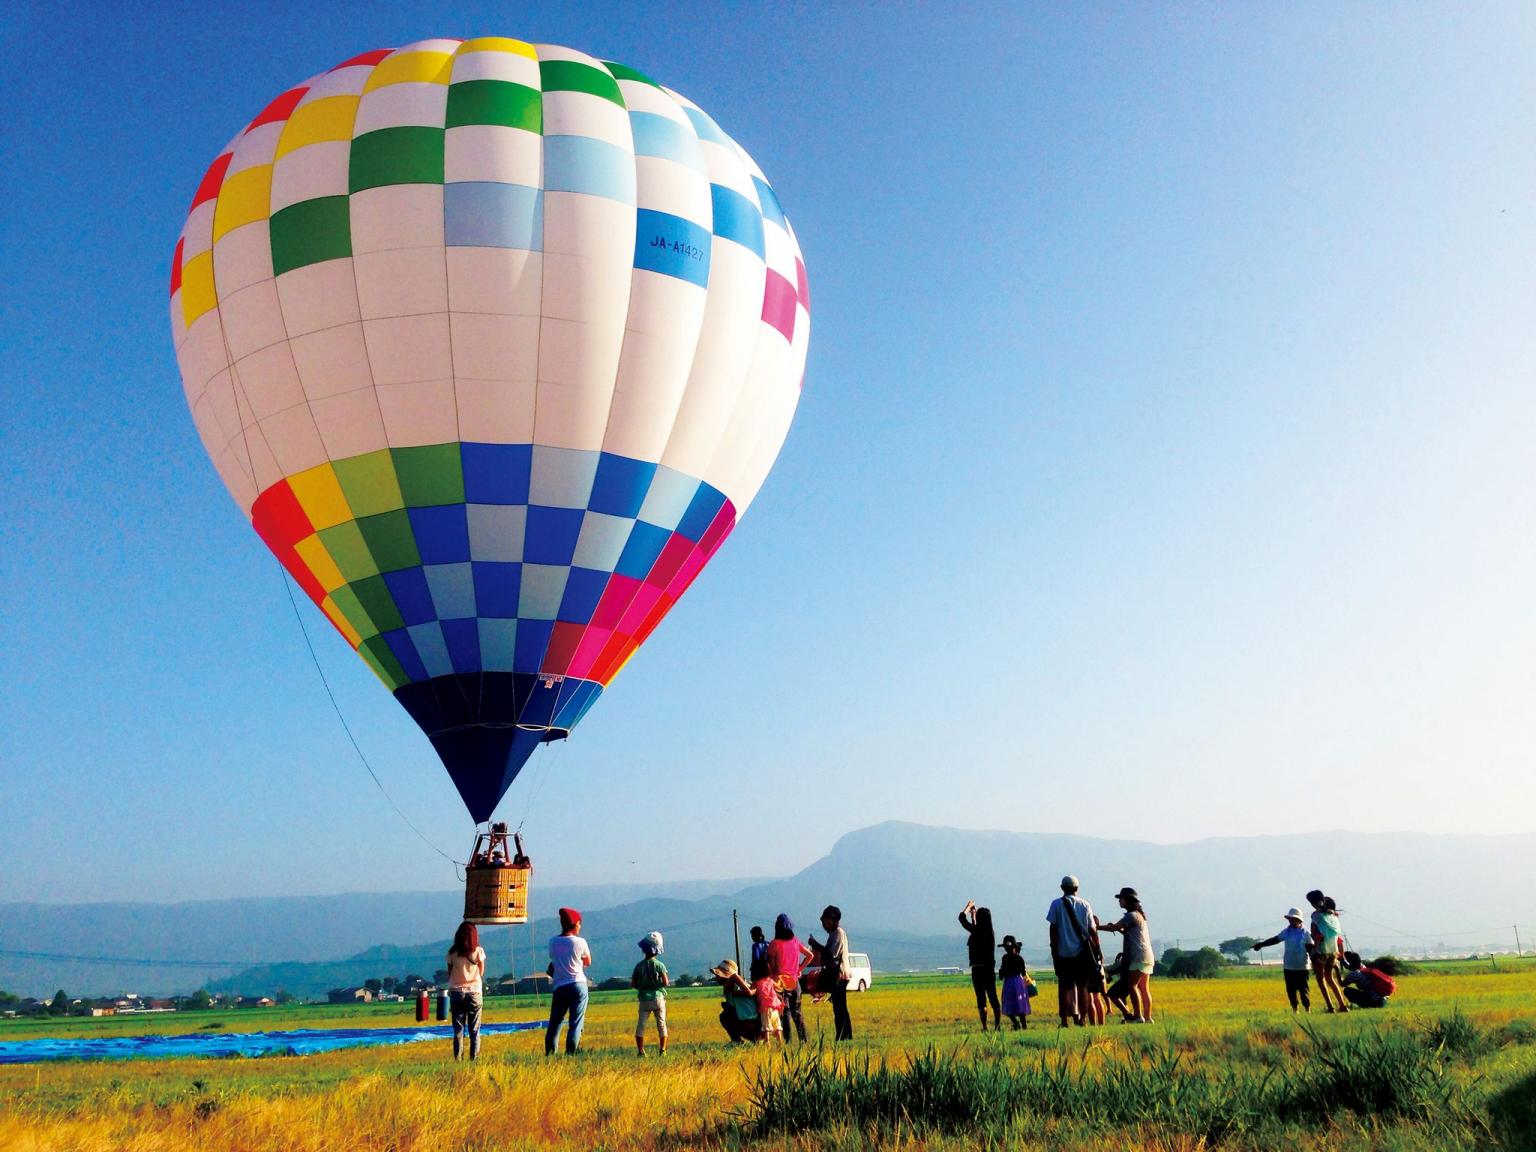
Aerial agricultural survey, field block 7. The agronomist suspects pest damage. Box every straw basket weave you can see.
[463,862,531,924]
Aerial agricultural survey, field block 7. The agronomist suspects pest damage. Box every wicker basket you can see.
[463,861,531,925]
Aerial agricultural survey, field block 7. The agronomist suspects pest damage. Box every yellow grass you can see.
[3,963,1534,1151]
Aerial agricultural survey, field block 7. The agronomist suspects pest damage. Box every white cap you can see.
[1061,875,1079,890]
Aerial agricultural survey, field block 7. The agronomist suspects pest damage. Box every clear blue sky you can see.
[4,3,1534,903]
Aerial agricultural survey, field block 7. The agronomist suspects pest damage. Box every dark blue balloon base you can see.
[393,673,604,822]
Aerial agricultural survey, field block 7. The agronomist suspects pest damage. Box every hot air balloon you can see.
[169,37,809,919]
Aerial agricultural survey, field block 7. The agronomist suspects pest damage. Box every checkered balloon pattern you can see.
[170,39,809,821]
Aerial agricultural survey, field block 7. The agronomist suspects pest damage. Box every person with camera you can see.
[1046,875,1103,1027]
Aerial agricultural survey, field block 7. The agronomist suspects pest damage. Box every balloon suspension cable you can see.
[516,738,560,835]
[278,567,464,869]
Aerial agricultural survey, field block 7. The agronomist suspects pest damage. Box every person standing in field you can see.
[1047,875,1102,1027]
[1306,890,1350,1013]
[766,913,814,1043]
[631,931,669,1056]
[998,935,1032,1029]
[546,907,592,1055]
[820,905,854,1041]
[958,900,1002,1031]
[1096,887,1154,1023]
[749,925,770,980]
[1252,907,1312,1013]
[445,920,487,1060]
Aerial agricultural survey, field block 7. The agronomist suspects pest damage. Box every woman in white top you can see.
[1096,887,1154,1024]
[446,921,487,1060]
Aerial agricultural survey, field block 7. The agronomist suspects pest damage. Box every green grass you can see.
[2,965,1534,1150]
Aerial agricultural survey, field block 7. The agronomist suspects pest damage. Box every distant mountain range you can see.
[0,877,757,1000]
[4,823,1532,998]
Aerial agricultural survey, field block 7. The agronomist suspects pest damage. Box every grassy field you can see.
[2,959,1533,1150]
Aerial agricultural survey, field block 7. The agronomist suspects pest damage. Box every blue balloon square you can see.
[524,505,585,565]
[462,442,531,506]
[471,561,521,618]
[409,505,471,564]
[588,452,658,519]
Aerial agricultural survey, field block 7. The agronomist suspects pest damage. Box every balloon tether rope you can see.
[204,287,464,874]
[279,566,464,868]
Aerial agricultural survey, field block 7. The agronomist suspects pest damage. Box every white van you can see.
[848,953,873,991]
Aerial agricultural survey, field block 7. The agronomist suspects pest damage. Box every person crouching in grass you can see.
[631,931,670,1056]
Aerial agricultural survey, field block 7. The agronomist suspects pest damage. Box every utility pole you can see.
[1515,924,1523,958]
[733,909,742,972]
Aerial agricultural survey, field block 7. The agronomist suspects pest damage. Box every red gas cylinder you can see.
[416,990,429,1022]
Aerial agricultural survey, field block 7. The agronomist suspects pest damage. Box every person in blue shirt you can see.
[1252,908,1312,1012]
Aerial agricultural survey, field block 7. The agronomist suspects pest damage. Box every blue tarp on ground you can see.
[0,1020,546,1064]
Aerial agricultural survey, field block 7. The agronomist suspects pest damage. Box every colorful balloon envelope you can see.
[170,38,809,822]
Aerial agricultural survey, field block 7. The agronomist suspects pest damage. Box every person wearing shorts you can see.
[1096,887,1154,1023]
[1306,890,1349,1013]
[631,931,669,1055]
[1047,875,1100,1026]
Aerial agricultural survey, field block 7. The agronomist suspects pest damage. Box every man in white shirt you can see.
[820,905,853,1041]
[1046,875,1100,1027]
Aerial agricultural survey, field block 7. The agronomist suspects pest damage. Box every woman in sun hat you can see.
[712,958,759,1042]
[1096,887,1154,1023]
[1253,908,1313,1012]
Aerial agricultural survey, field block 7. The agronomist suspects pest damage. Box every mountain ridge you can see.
[4,825,1531,997]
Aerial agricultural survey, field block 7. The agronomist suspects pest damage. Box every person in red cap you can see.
[546,907,591,1055]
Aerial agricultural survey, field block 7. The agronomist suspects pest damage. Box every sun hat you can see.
[638,931,664,955]
[998,934,1019,949]
[1061,875,1079,890]
[1116,887,1138,900]
[1285,908,1304,921]
[710,959,739,980]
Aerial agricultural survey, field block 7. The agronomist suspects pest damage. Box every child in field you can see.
[998,935,1031,1029]
[631,931,670,1055]
[1252,908,1312,1013]
[753,973,785,1043]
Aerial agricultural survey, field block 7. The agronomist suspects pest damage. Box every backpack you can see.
[1364,967,1396,997]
